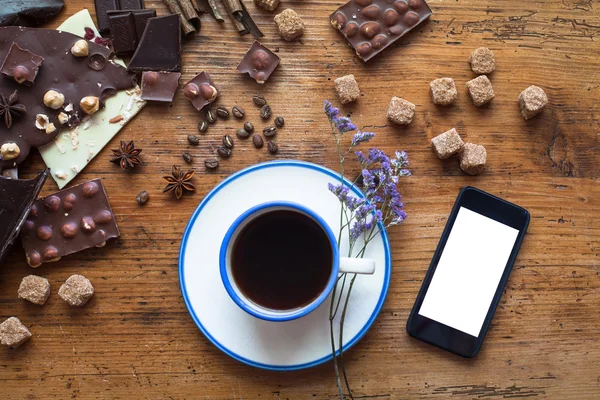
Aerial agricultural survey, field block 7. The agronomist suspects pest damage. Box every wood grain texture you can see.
[1,0,600,398]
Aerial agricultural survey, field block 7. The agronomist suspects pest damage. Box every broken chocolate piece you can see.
[0,43,44,85]
[0,0,64,28]
[0,27,136,171]
[128,15,182,72]
[0,168,49,267]
[141,71,181,102]
[95,0,145,34]
[20,179,120,267]
[109,13,138,56]
[331,0,432,62]
[237,41,280,84]
[182,72,219,111]
[107,9,157,43]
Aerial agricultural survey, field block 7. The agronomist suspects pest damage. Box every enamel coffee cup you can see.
[219,201,376,322]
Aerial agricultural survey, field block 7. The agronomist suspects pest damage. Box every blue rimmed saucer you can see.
[179,160,391,371]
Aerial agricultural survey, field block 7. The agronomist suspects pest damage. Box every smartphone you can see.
[406,186,530,358]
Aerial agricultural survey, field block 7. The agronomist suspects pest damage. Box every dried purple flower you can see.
[324,100,339,120]
[351,131,375,146]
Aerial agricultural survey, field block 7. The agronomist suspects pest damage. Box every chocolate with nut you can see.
[0,27,136,171]
[182,72,219,111]
[20,179,120,267]
[140,71,181,102]
[330,0,432,62]
[237,41,280,84]
[0,43,44,85]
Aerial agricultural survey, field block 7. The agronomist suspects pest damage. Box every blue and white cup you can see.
[220,201,376,322]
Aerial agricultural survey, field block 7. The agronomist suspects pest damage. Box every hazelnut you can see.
[13,66,29,84]
[0,142,20,160]
[183,83,199,100]
[58,112,69,125]
[43,90,65,109]
[199,83,218,102]
[71,40,89,57]
[45,123,57,134]
[35,114,50,130]
[80,96,100,115]
[64,103,74,112]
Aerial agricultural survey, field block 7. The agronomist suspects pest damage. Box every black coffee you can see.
[231,209,333,311]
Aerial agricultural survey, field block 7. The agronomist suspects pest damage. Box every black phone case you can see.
[406,186,530,358]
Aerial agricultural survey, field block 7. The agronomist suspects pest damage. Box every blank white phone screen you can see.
[418,207,519,337]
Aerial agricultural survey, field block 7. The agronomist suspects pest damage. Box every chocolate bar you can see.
[94,0,145,34]
[107,9,157,44]
[20,179,120,267]
[182,72,219,111]
[330,0,432,62]
[109,13,138,56]
[128,15,182,72]
[237,41,280,84]
[0,169,49,267]
[141,71,181,102]
[0,43,44,85]
[0,27,136,172]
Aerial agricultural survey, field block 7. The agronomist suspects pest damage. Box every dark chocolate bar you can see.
[0,168,49,267]
[237,41,280,84]
[95,0,145,34]
[109,13,138,56]
[20,179,120,267]
[107,9,157,42]
[182,72,218,111]
[0,43,44,85]
[0,27,137,172]
[141,71,181,102]
[330,0,432,62]
[128,15,182,73]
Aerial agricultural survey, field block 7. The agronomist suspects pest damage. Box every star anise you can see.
[0,90,26,129]
[163,165,196,200]
[110,140,142,170]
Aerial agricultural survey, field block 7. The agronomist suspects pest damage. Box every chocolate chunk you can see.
[128,15,181,73]
[182,72,219,111]
[331,0,432,62]
[140,71,181,102]
[95,0,145,34]
[0,168,48,267]
[108,13,137,56]
[0,0,64,28]
[20,179,120,267]
[0,43,44,85]
[0,27,136,171]
[237,41,280,84]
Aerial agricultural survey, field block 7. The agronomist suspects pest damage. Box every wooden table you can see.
[2,0,599,398]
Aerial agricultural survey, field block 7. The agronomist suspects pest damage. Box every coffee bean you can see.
[243,121,254,133]
[217,146,232,158]
[236,128,250,139]
[187,134,200,145]
[182,151,193,164]
[216,106,230,119]
[267,141,279,154]
[252,94,267,107]
[232,106,245,118]
[204,158,219,169]
[136,190,149,205]
[223,135,234,149]
[263,126,277,138]
[274,116,285,127]
[197,120,208,133]
[206,109,216,124]
[260,104,271,119]
[252,134,264,148]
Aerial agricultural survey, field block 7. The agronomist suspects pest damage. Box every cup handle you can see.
[339,257,375,275]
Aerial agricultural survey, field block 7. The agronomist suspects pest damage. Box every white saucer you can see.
[179,161,391,370]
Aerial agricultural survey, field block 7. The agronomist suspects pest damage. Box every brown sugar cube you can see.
[274,9,304,41]
[431,128,464,160]
[469,47,496,74]
[460,143,487,175]
[0,317,31,348]
[386,97,415,126]
[518,85,548,120]
[430,78,457,106]
[58,274,94,306]
[18,275,51,305]
[254,0,280,11]
[334,74,360,104]
[466,75,494,107]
